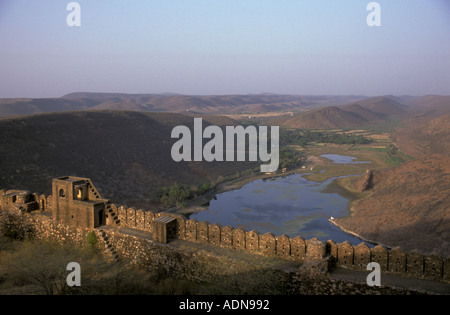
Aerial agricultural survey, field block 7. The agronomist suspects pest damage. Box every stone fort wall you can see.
[1,188,449,283]
[20,214,443,294]
[116,205,450,283]
[28,215,240,283]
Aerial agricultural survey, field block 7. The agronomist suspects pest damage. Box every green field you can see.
[277,125,415,186]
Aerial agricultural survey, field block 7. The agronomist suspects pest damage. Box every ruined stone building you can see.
[52,176,110,229]
[0,189,39,214]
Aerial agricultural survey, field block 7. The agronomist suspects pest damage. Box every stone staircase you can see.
[87,182,102,200]
[105,201,120,227]
[98,229,120,263]
[86,180,121,227]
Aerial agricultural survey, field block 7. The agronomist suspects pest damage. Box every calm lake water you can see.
[320,154,371,164]
[191,169,372,245]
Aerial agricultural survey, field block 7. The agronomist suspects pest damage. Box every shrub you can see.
[85,231,98,248]
[0,211,34,241]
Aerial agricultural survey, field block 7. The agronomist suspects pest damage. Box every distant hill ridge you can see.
[271,95,412,129]
[0,93,369,117]
[2,94,448,126]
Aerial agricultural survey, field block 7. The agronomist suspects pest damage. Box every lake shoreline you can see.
[169,165,308,215]
[328,219,384,248]
[185,171,376,245]
[171,153,370,216]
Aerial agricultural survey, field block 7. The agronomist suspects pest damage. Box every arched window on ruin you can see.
[59,189,65,198]
[75,184,87,200]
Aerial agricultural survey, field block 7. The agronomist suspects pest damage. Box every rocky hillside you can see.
[0,111,256,209]
[335,154,450,257]
[336,103,450,257]
[395,113,450,157]
[409,95,450,113]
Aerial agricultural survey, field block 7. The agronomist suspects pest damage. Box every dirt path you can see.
[330,267,450,295]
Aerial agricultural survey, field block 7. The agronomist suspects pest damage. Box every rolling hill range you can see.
[270,95,410,129]
[344,95,409,116]
[336,103,450,257]
[0,111,256,209]
[0,94,367,117]
[0,98,94,117]
[409,95,450,114]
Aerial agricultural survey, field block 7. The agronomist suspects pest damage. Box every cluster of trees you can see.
[158,182,207,208]
[157,167,262,208]
[281,129,373,146]
[279,148,303,169]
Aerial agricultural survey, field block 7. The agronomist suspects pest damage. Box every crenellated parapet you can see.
[1,177,449,284]
[116,204,450,282]
[327,240,448,282]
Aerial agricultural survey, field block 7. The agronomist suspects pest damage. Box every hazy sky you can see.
[1,0,449,98]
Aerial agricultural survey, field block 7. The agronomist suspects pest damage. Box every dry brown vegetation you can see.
[0,110,257,209]
[335,154,450,256]
[395,113,450,157]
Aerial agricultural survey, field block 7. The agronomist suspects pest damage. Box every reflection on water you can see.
[191,173,372,246]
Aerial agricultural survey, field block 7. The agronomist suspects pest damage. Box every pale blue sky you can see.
[1,0,449,97]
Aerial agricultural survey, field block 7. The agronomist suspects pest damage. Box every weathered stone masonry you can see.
[1,176,449,284]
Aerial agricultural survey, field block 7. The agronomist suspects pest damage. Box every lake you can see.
[191,169,372,245]
[320,154,371,164]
